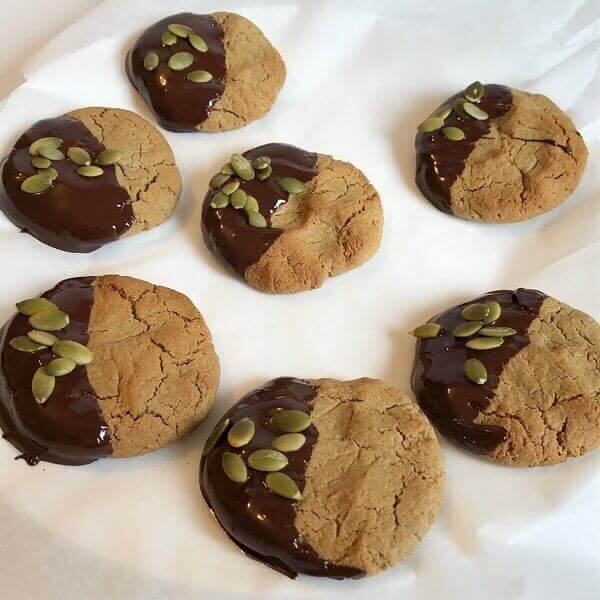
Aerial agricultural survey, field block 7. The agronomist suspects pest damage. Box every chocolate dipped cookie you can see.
[202,144,384,293]
[0,275,219,466]
[0,108,181,252]
[126,12,285,132]
[411,289,600,466]
[201,377,444,578]
[415,82,588,222]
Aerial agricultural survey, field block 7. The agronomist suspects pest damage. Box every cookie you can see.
[200,377,444,578]
[411,289,600,467]
[202,144,383,293]
[0,275,219,466]
[126,12,285,132]
[415,82,588,222]
[0,107,181,252]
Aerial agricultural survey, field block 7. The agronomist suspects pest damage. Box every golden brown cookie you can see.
[126,12,285,132]
[200,377,445,578]
[0,107,181,252]
[0,275,219,465]
[411,289,600,467]
[415,82,588,222]
[202,144,384,293]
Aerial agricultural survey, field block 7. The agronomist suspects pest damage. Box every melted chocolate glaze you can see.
[202,143,319,277]
[126,13,226,132]
[411,289,547,454]
[0,115,133,253]
[0,277,111,466]
[200,378,364,579]
[415,84,513,213]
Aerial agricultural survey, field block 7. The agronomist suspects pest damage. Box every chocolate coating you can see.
[0,116,133,253]
[415,84,513,213]
[0,277,111,466]
[126,13,226,132]
[200,378,363,579]
[411,289,547,454]
[202,143,318,277]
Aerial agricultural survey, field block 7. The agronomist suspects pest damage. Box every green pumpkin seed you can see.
[443,126,466,141]
[230,154,255,181]
[67,146,91,165]
[220,163,234,176]
[230,188,247,209]
[187,70,212,83]
[463,102,489,120]
[161,30,177,46]
[479,326,516,337]
[256,165,272,180]
[252,156,271,170]
[418,117,444,132]
[29,309,69,332]
[221,452,248,483]
[465,336,504,350]
[28,330,58,346]
[431,103,452,120]
[16,297,57,316]
[9,336,46,352]
[247,211,267,228]
[96,149,121,166]
[46,357,76,377]
[32,366,55,404]
[210,192,230,209]
[189,33,208,52]
[168,51,194,71]
[452,97,469,117]
[31,156,51,169]
[482,301,501,324]
[221,178,240,195]
[209,172,230,188]
[265,472,302,501]
[168,23,192,38]
[227,417,255,448]
[272,409,311,433]
[453,321,483,338]
[272,433,306,453]
[464,358,487,384]
[38,167,58,180]
[52,339,93,365]
[203,418,230,455]
[76,165,104,177]
[247,448,288,472]
[278,177,307,195]
[412,323,442,339]
[462,303,490,321]
[29,137,62,156]
[244,195,259,213]
[143,51,159,71]
[465,81,484,103]
[20,173,52,194]
[39,145,65,160]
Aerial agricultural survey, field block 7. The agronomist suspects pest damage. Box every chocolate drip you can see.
[411,289,547,454]
[126,13,226,132]
[415,84,513,213]
[200,378,363,579]
[0,277,111,465]
[202,143,318,277]
[0,116,133,253]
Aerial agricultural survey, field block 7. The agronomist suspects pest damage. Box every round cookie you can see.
[126,12,285,132]
[0,275,219,465]
[200,377,444,578]
[202,143,384,293]
[411,289,600,467]
[0,107,181,252]
[415,82,588,222]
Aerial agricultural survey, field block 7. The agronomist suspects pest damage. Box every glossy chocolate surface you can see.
[126,13,226,132]
[0,115,133,253]
[202,143,318,277]
[200,378,363,579]
[415,84,513,213]
[0,277,111,466]
[411,289,547,454]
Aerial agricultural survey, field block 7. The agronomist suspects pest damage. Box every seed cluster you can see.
[9,297,94,403]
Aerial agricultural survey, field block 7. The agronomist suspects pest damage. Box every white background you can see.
[0,1,598,599]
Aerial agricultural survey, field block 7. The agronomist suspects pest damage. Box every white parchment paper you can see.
[0,1,598,599]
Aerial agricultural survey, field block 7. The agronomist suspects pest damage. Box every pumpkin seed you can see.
[32,367,55,404]
[67,146,91,165]
[20,173,52,194]
[278,177,307,195]
[168,51,194,71]
[465,81,484,103]
[256,165,272,180]
[272,433,306,453]
[29,309,69,332]
[431,103,452,120]
[464,358,487,384]
[29,137,62,156]
[220,163,234,175]
[231,154,255,181]
[465,336,504,350]
[463,102,489,120]
[443,126,466,141]
[46,357,76,377]
[76,165,104,177]
[462,303,490,321]
[265,472,302,501]
[247,448,288,472]
[221,178,240,195]
[452,97,469,117]
[187,70,212,83]
[482,301,501,324]
[143,51,159,71]
[52,339,93,365]
[28,330,58,346]
[161,30,177,46]
[209,172,230,188]
[453,321,483,338]
[203,418,230,455]
[272,409,311,433]
[244,195,259,213]
[189,33,208,52]
[31,156,51,169]
[38,167,58,180]
[479,326,516,337]
[16,297,57,315]
[221,452,248,483]
[9,336,46,352]
[248,210,267,228]
[418,117,444,132]
[252,156,271,170]
[412,323,442,339]
[168,23,192,38]
[96,149,121,166]
[210,192,229,209]
[227,418,255,448]
[230,188,247,209]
